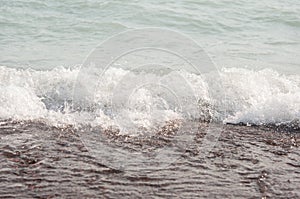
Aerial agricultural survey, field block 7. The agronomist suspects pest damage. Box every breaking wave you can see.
[0,65,299,133]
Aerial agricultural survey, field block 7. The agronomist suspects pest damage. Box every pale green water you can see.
[1,0,300,72]
[0,0,300,128]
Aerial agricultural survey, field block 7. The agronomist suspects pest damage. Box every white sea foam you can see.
[0,65,299,133]
[221,68,300,125]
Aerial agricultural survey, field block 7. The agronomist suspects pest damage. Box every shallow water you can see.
[0,121,299,198]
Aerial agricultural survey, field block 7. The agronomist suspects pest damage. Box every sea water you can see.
[0,0,299,133]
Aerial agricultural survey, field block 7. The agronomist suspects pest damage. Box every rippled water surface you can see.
[0,121,299,198]
[1,0,300,71]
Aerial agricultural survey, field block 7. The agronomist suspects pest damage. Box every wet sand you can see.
[0,120,299,198]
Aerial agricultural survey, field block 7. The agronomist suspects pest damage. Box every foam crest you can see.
[0,65,299,132]
[222,68,300,125]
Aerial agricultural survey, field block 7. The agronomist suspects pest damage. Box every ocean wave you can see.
[0,65,299,133]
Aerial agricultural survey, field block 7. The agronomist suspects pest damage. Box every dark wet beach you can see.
[0,120,299,198]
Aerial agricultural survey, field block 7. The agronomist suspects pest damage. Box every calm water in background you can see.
[1,0,300,72]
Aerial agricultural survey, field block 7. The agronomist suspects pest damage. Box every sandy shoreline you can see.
[0,121,299,198]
